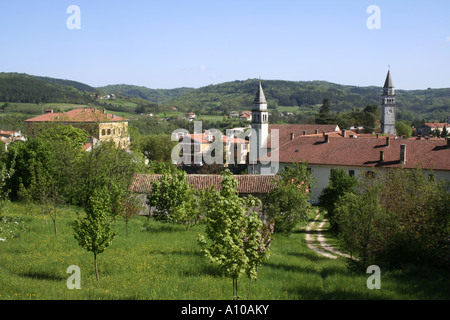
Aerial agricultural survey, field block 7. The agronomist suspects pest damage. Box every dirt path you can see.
[305,211,356,260]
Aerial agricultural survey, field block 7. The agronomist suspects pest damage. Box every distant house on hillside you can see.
[24,107,130,149]
[0,130,26,151]
[416,122,449,137]
[240,111,252,121]
[173,130,249,166]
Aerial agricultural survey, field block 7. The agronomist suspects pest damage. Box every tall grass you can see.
[0,202,449,300]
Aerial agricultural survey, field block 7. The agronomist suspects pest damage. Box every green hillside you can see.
[98,84,194,104]
[1,73,449,123]
[159,79,450,123]
[0,73,95,105]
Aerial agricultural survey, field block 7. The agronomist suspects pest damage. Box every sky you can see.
[0,0,449,90]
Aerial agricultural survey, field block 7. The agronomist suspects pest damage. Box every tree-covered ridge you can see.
[161,79,450,122]
[1,73,449,122]
[0,73,96,104]
[98,84,195,104]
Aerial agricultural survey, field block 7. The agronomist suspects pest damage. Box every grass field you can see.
[1,202,449,300]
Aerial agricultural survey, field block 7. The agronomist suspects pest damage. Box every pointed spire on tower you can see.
[384,70,394,89]
[253,81,267,105]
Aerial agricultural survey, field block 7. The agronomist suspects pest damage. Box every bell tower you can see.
[251,81,269,153]
[381,69,396,135]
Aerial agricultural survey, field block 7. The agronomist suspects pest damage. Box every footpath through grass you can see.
[0,203,449,300]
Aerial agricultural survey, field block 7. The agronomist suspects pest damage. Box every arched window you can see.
[107,129,111,135]
[101,129,106,136]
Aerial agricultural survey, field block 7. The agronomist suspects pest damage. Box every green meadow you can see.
[1,202,449,300]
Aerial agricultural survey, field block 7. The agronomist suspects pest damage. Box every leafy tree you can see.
[118,191,143,236]
[263,160,315,234]
[335,167,450,269]
[198,171,264,299]
[334,186,388,266]
[133,134,176,163]
[395,121,413,138]
[315,98,335,124]
[441,126,448,138]
[318,168,358,232]
[73,187,116,281]
[147,170,200,229]
[243,217,274,299]
[74,141,141,208]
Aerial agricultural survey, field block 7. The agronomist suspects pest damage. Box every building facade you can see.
[25,107,130,149]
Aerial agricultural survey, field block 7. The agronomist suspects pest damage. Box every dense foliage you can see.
[332,168,450,269]
[263,161,316,234]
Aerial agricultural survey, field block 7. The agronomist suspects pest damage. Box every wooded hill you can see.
[1,73,449,122]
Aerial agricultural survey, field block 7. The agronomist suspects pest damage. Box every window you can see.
[107,129,111,135]
[113,129,116,135]
[349,170,355,177]
[101,129,106,136]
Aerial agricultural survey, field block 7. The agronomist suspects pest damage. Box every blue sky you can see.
[1,0,449,90]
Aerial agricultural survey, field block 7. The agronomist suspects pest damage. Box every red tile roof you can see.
[267,124,340,148]
[186,133,248,145]
[25,108,126,123]
[425,123,448,128]
[130,174,279,194]
[269,135,450,171]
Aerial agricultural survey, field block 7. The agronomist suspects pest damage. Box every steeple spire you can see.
[384,70,394,89]
[253,81,267,105]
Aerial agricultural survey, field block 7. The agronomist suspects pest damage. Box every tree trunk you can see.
[94,253,99,281]
[126,219,129,236]
[52,218,57,236]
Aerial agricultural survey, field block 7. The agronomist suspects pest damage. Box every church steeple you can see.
[383,70,395,96]
[250,81,269,170]
[381,69,396,135]
[253,81,267,107]
[252,81,268,123]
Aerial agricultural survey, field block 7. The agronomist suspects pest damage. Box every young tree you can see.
[263,160,315,234]
[243,217,274,299]
[147,171,200,229]
[73,187,116,281]
[198,171,263,299]
[318,168,358,232]
[118,191,143,236]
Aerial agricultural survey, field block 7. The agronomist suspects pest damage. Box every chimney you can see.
[342,130,346,138]
[315,129,319,134]
[400,144,406,164]
[324,134,329,143]
[386,136,390,147]
[291,133,295,140]
[380,150,384,162]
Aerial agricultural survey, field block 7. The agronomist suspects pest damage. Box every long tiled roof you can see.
[25,108,126,123]
[130,174,280,194]
[269,135,450,171]
[266,124,340,148]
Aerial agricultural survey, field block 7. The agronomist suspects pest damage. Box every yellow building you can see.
[25,107,130,149]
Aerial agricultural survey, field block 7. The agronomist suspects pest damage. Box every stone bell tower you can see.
[381,70,396,135]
